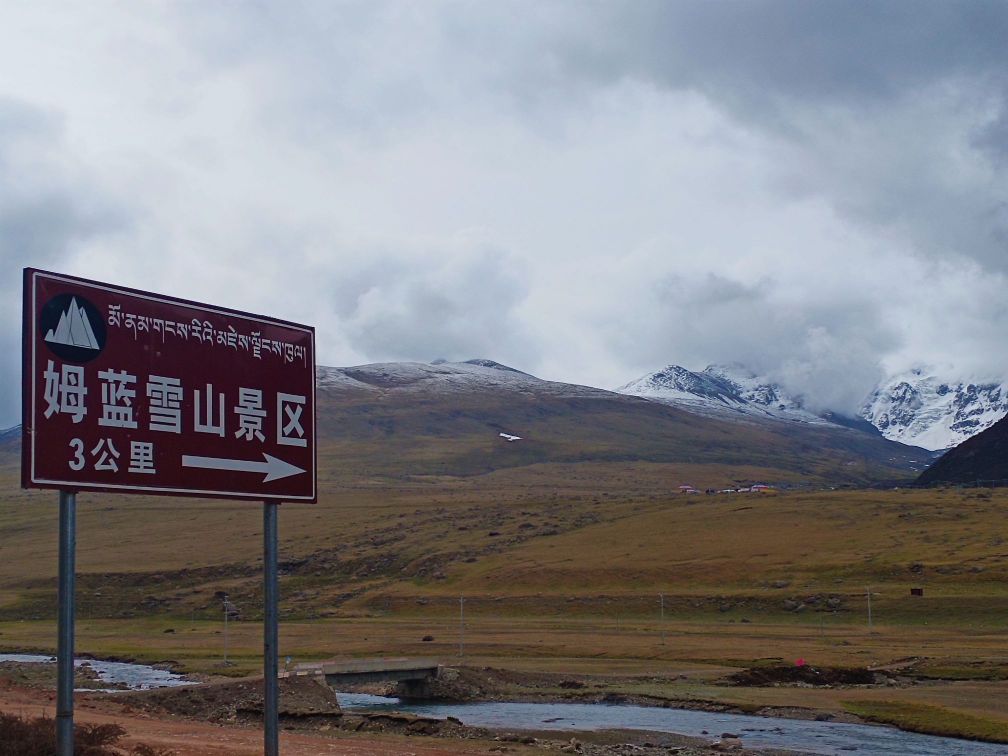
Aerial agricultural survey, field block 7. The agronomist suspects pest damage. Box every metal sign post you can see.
[56,490,76,756]
[660,592,665,645]
[224,595,229,666]
[23,269,316,756]
[263,501,279,756]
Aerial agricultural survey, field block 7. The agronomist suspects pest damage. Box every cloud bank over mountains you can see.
[2,2,1008,424]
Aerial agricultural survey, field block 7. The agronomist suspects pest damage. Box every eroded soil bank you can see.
[384,664,868,724]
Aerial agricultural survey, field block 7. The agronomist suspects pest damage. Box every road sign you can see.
[22,268,316,501]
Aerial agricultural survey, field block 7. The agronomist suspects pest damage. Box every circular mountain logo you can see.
[40,293,107,363]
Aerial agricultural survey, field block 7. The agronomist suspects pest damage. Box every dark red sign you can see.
[22,269,316,501]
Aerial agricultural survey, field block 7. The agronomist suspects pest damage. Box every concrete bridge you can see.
[283,657,441,696]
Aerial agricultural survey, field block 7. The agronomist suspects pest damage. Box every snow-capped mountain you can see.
[617,363,830,426]
[313,359,930,480]
[619,363,1008,451]
[861,369,1008,451]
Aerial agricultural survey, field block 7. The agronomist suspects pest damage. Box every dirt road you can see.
[0,677,504,755]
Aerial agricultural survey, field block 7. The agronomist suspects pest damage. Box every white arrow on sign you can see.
[181,453,305,483]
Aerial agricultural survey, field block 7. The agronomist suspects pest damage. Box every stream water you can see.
[2,653,1003,755]
[337,692,1008,756]
[0,653,190,691]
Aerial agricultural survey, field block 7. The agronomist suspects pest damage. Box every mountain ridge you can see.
[3,358,933,485]
[619,363,1007,452]
[618,363,829,424]
[308,360,930,484]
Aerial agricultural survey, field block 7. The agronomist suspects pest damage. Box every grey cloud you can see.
[0,98,120,269]
[973,104,1008,167]
[606,4,1008,273]
[385,2,1008,128]
[0,98,123,426]
[437,3,1008,274]
[170,1,1008,148]
[619,273,895,414]
[595,2,1008,105]
[2,3,1005,425]
[2,196,110,270]
[320,243,536,368]
[547,4,1008,272]
[191,2,1008,271]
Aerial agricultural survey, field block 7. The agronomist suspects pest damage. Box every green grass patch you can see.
[912,663,1008,681]
[844,700,1008,743]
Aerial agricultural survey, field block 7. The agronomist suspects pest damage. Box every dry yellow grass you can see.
[446,487,1008,596]
[2,460,1007,740]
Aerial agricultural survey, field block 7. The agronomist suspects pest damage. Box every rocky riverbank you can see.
[109,673,802,754]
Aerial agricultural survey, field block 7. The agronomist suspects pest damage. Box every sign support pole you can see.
[57,490,76,756]
[24,270,316,756]
[263,501,279,756]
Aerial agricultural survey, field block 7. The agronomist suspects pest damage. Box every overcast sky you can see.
[3,1,1008,425]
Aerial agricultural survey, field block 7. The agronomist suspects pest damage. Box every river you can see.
[3,653,1004,754]
[0,653,190,691]
[337,691,1008,756]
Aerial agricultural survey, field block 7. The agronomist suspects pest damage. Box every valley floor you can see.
[2,475,1007,749]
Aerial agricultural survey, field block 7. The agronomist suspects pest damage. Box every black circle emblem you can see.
[39,293,107,363]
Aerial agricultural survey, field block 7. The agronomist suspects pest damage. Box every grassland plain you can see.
[1,440,1007,743]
